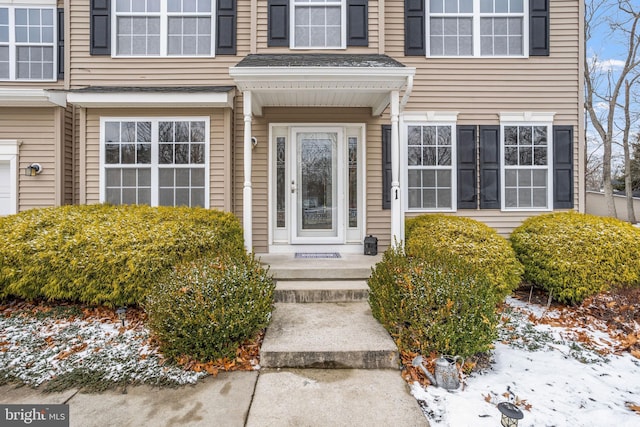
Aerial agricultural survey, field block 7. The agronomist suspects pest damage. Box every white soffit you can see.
[4,0,57,5]
[66,91,235,109]
[0,89,66,107]
[229,66,416,116]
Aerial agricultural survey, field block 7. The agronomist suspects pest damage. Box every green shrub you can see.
[369,247,501,358]
[510,212,640,304]
[145,255,274,362]
[405,215,523,297]
[0,205,245,307]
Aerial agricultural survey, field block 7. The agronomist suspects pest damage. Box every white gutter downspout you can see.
[243,91,253,252]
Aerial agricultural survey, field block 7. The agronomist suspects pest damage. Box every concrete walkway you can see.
[0,369,427,426]
[0,254,428,426]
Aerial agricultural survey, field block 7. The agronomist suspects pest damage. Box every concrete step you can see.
[259,253,381,281]
[274,280,369,303]
[260,302,399,369]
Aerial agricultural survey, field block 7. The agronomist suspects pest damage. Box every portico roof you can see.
[229,54,415,116]
[66,86,236,108]
[0,88,66,107]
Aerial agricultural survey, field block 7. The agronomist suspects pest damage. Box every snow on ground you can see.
[0,312,206,388]
[411,298,640,426]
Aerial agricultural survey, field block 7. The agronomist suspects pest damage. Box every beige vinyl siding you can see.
[68,1,250,88]
[0,108,61,211]
[232,105,390,252]
[80,108,231,211]
[255,0,380,53]
[383,0,581,239]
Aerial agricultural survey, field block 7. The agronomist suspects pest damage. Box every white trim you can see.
[0,4,58,82]
[499,111,556,123]
[402,111,460,123]
[425,0,529,58]
[67,91,234,109]
[230,66,415,81]
[110,0,217,58]
[2,1,56,5]
[0,139,21,216]
[401,118,458,213]
[268,123,366,249]
[499,121,554,212]
[0,88,66,106]
[98,117,211,208]
[290,0,347,50]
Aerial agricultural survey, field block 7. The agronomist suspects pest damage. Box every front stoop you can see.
[259,254,400,370]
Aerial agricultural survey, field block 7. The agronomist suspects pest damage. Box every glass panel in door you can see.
[296,132,338,238]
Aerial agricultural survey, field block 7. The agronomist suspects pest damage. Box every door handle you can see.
[291,180,296,194]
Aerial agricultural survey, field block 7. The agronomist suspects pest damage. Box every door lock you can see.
[291,180,296,194]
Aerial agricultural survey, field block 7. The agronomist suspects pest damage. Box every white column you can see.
[243,91,253,252]
[390,90,402,247]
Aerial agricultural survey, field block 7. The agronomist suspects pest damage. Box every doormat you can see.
[294,252,341,259]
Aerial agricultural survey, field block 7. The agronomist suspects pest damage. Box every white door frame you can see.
[268,124,366,251]
[0,140,21,216]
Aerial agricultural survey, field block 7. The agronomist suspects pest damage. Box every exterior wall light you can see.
[251,136,258,149]
[25,163,42,176]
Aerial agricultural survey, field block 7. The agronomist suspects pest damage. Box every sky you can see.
[585,0,639,157]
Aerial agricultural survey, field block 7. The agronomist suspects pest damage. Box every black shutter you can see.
[57,8,64,80]
[405,0,426,56]
[347,0,368,46]
[479,126,501,209]
[217,0,236,55]
[90,0,110,55]
[553,125,574,209]
[530,0,550,56]
[382,125,392,210]
[268,0,289,47]
[457,126,477,209]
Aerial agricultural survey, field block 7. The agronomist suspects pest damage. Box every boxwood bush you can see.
[368,247,501,358]
[510,212,640,304]
[405,215,523,298]
[145,255,274,362]
[0,205,245,307]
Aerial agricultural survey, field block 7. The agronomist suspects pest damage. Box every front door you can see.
[270,124,364,250]
[291,129,343,243]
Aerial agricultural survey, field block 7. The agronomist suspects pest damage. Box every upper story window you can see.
[0,5,56,81]
[293,0,345,49]
[113,0,214,56]
[427,0,527,57]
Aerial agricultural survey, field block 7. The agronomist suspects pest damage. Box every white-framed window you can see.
[404,123,457,211]
[427,0,527,57]
[292,0,346,49]
[113,0,214,57]
[100,117,210,208]
[501,122,552,210]
[0,5,56,81]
